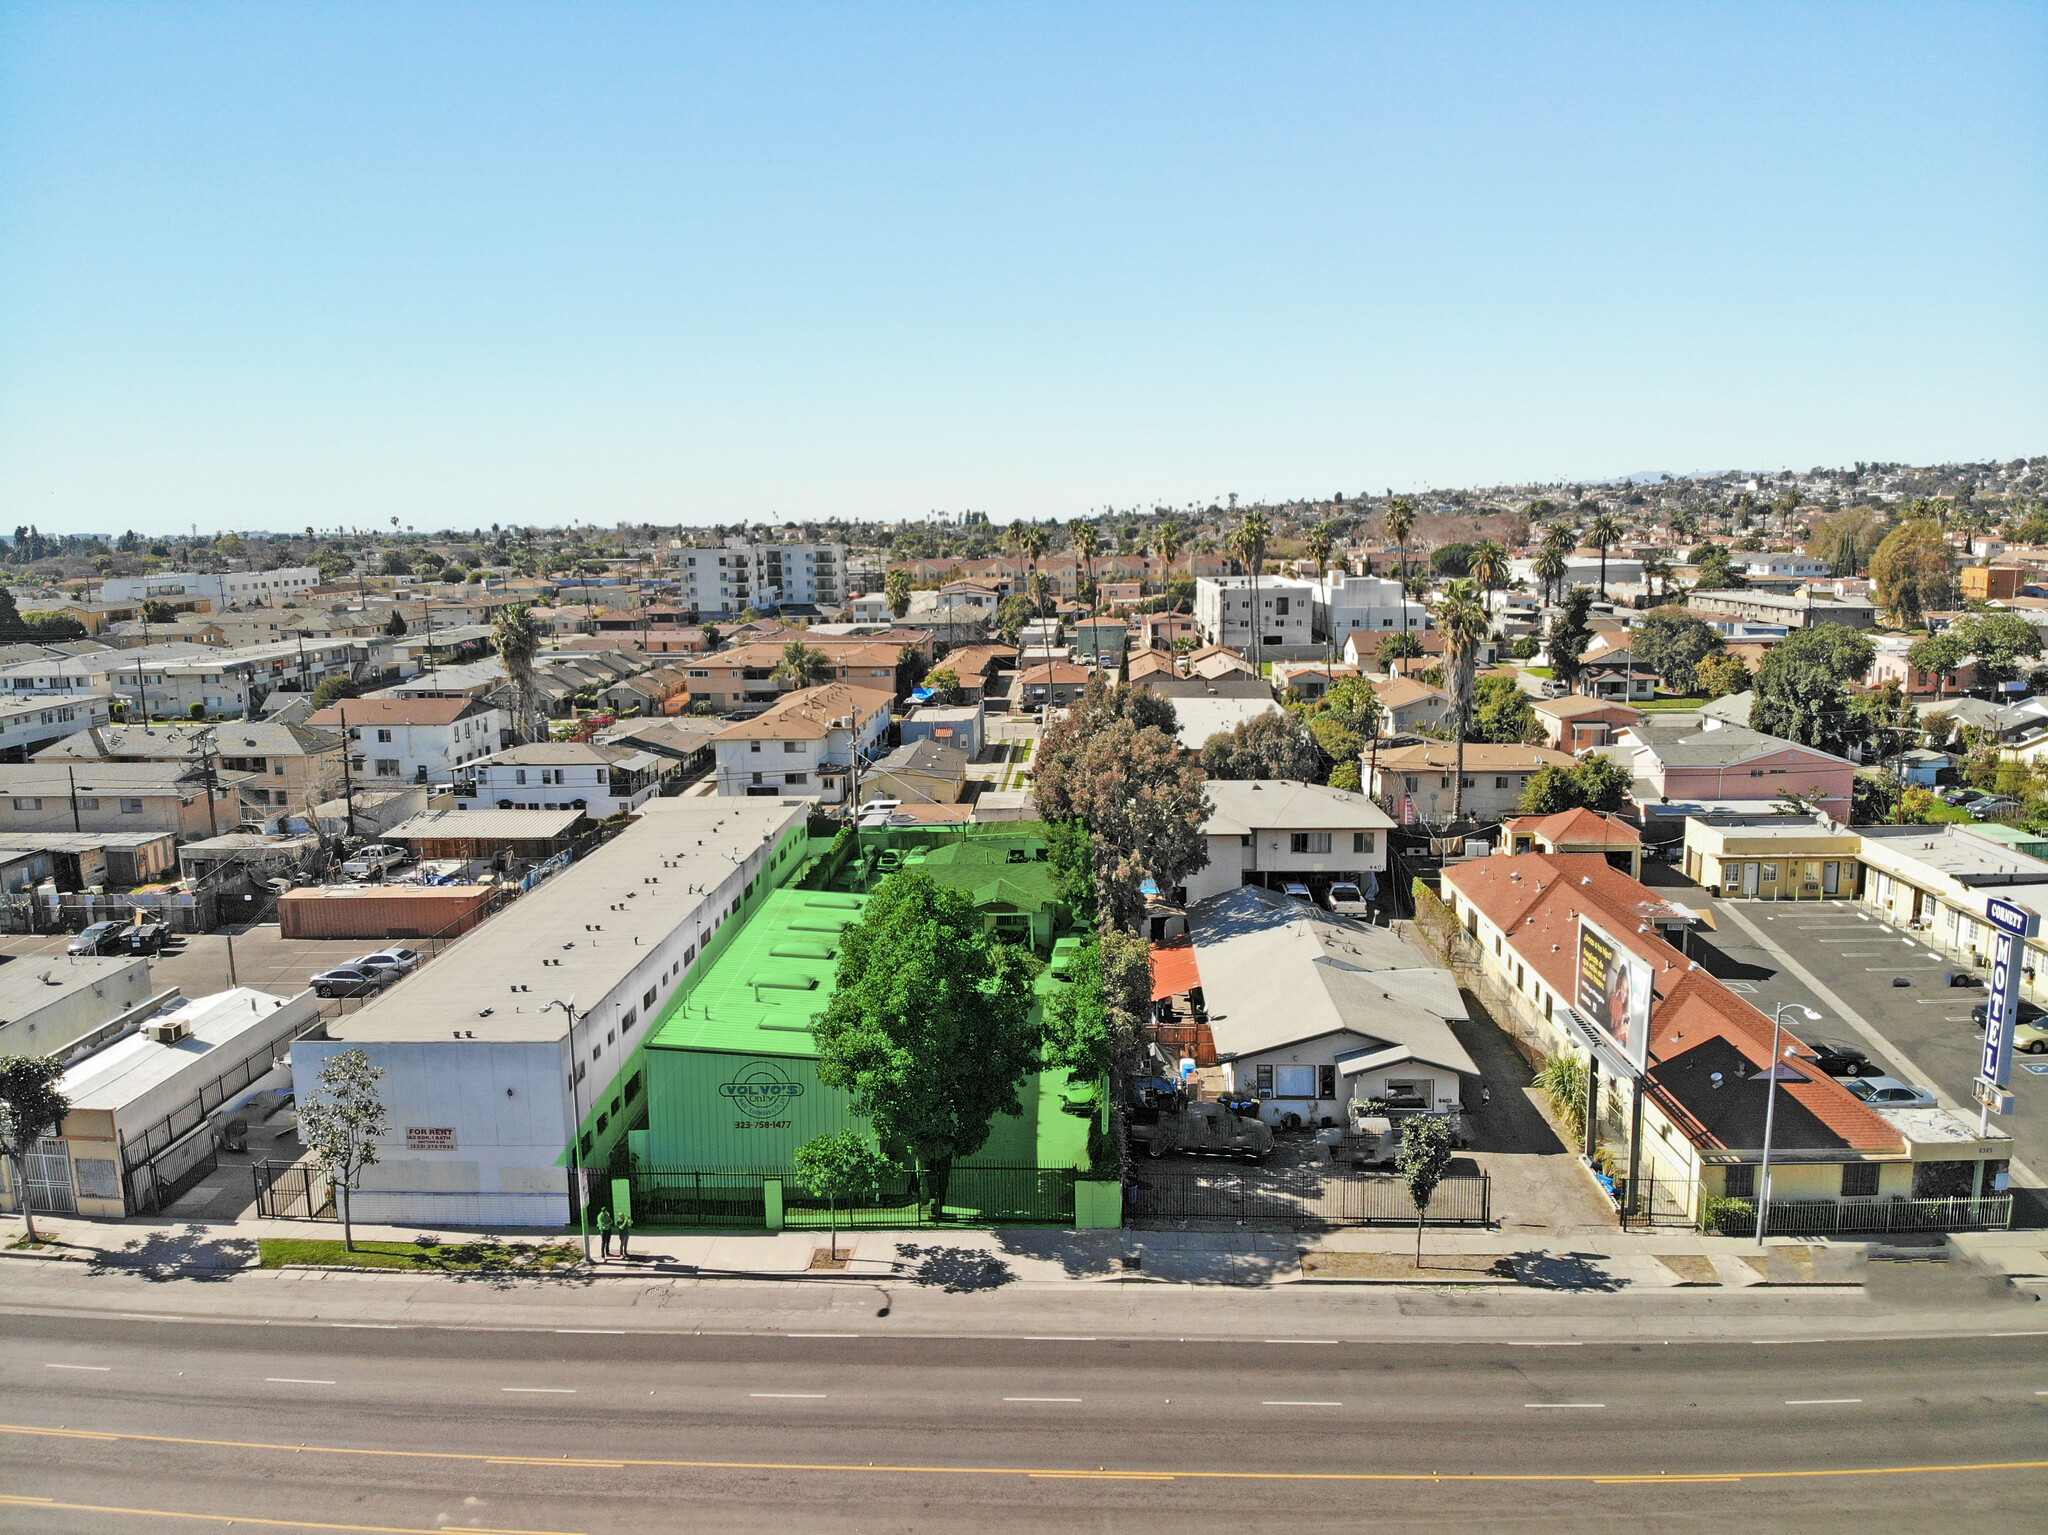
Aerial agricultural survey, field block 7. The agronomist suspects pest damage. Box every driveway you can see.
[0,925,386,1001]
[1641,863,2046,1216]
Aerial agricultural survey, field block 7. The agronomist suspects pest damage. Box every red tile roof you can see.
[1441,853,1898,1152]
[1504,807,1642,847]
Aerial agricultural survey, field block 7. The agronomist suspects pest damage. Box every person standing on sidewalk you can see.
[596,1207,614,1260]
[614,1210,633,1261]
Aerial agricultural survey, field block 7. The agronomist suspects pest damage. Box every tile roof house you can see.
[1531,695,1644,751]
[1365,741,1577,823]
[710,683,893,802]
[1605,721,1857,822]
[1371,677,1453,735]
[1438,854,2011,1223]
[1499,806,1643,877]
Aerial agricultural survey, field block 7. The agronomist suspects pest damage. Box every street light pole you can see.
[543,996,593,1262]
[1756,1002,1823,1246]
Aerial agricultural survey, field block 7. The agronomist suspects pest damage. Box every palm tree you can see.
[1303,521,1337,662]
[772,639,835,690]
[1018,523,1049,611]
[1385,497,1416,587]
[1587,512,1626,598]
[1229,510,1271,671]
[492,603,545,744]
[1532,547,1568,607]
[1468,539,1508,609]
[1436,578,1491,824]
[1640,550,1673,603]
[1069,520,1102,619]
[1150,520,1184,591]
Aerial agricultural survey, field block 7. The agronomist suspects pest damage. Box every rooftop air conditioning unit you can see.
[146,1017,193,1044]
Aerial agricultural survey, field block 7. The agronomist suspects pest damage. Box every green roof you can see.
[647,888,868,1058]
[900,838,1061,913]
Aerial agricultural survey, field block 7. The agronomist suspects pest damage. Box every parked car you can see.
[1966,796,2022,818]
[310,965,396,999]
[123,920,171,956]
[854,799,902,818]
[67,921,128,956]
[1540,678,1569,698]
[1325,881,1371,916]
[1970,999,2046,1031]
[1128,1099,1273,1162]
[1798,1042,1877,1078]
[341,844,409,880]
[2014,1016,2048,1054]
[355,947,423,975]
[1281,881,1313,902]
[1841,1076,1939,1108]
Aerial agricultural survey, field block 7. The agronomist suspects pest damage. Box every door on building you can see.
[21,1137,76,1214]
[1911,889,1925,925]
[1742,862,1759,897]
[1822,862,1840,896]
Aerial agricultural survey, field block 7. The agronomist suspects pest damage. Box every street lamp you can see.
[1756,1003,1823,1246]
[540,997,593,1261]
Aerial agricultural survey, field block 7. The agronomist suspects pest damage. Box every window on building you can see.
[121,799,144,814]
[11,798,41,811]
[376,760,399,777]
[1494,776,1508,789]
[1274,1064,1316,1098]
[377,729,393,743]
[785,772,807,785]
[1290,832,1332,854]
[1254,1064,1274,1093]
[644,986,657,1009]
[750,740,762,753]
[1352,832,1373,853]
[1318,1064,1337,1099]
[620,1009,637,1032]
[1841,1163,1879,1198]
[1724,1165,1756,1198]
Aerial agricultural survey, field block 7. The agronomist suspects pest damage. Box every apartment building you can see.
[1182,778,1394,905]
[676,539,846,618]
[307,697,507,787]
[1313,574,1431,645]
[1193,576,1317,651]
[0,696,110,763]
[676,639,907,711]
[455,741,670,816]
[1365,741,1577,823]
[101,567,321,608]
[0,762,247,842]
[33,720,346,819]
[710,683,893,801]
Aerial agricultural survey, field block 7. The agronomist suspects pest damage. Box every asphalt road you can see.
[3,1313,2045,1534]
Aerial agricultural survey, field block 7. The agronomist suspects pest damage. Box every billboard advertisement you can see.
[1575,916,1652,1071]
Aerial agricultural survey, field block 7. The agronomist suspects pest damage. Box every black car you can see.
[66,921,127,956]
[1798,1042,1876,1078]
[1970,999,2046,1029]
[310,965,395,999]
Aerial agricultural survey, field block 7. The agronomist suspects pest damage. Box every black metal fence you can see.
[621,1166,1078,1230]
[252,1159,332,1220]
[1128,1165,1491,1229]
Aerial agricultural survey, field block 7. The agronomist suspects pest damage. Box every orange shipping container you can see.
[278,885,498,942]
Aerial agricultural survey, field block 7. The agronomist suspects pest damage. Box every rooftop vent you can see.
[145,1017,192,1044]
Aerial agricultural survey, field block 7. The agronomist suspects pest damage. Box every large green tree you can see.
[1870,519,1956,628]
[1750,623,1875,755]
[0,1055,68,1243]
[1517,755,1632,816]
[812,872,1040,1218]
[1468,675,1537,744]
[1632,609,1724,695]
[1948,611,2043,691]
[1200,710,1322,781]
[1546,590,1594,691]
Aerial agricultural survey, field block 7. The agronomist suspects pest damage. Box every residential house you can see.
[933,644,1014,704]
[1365,741,1578,824]
[1017,662,1094,710]
[1136,612,1201,651]
[1068,620,1130,666]
[1370,677,1453,736]
[34,720,345,820]
[1532,696,1644,751]
[1961,566,2026,602]
[1182,779,1394,906]
[710,683,893,801]
[1272,661,1360,702]
[0,762,246,843]
[1183,644,1259,680]
[1869,633,1977,697]
[900,702,984,758]
[1575,646,1660,702]
[1607,720,1857,821]
[1441,853,2011,1226]
[1189,885,1476,1131]
[863,738,971,806]
[591,716,720,785]
[307,696,507,788]
[455,741,669,816]
[1193,576,1317,651]
[1499,806,1643,878]
[674,637,916,713]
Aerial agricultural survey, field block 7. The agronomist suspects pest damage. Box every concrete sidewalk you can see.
[8,1210,2045,1294]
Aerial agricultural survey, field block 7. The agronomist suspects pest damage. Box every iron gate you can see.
[252,1160,333,1220]
[21,1138,76,1214]
[1128,1165,1490,1228]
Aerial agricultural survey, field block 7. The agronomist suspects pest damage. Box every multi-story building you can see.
[0,696,110,763]
[0,762,248,842]
[1181,779,1395,906]
[33,720,346,820]
[307,697,507,788]
[709,683,893,801]
[1193,576,1317,651]
[1313,574,1431,646]
[100,567,321,609]
[1365,741,1577,824]
[676,539,846,618]
[455,741,670,816]
[675,639,907,712]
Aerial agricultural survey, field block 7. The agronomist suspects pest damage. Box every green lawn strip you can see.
[258,1237,582,1271]
[1638,695,1707,711]
[1524,666,1554,679]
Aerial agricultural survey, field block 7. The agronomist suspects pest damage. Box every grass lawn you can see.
[1524,666,1555,679]
[1907,801,1977,824]
[258,1237,583,1271]
[1639,694,1707,711]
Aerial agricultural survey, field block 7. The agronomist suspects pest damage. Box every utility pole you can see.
[544,997,594,1261]
[338,704,358,841]
[66,764,84,833]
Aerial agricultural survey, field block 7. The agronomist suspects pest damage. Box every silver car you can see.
[1841,1076,1939,1108]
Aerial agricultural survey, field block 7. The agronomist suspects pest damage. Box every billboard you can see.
[1980,896,2041,1096]
[1575,916,1652,1071]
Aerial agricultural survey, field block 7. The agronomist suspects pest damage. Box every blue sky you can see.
[2,2,2042,536]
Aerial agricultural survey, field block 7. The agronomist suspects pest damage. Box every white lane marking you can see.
[556,1329,626,1334]
[787,1333,859,1338]
[502,1387,577,1393]
[331,1323,401,1330]
[1988,1331,2048,1338]
[1263,1400,1342,1406]
[1753,1339,1830,1345]
[1263,1338,1339,1344]
[1526,1402,1605,1408]
[751,1392,827,1398]
[1509,1341,1582,1347]
[119,1314,184,1321]
[43,1363,110,1371]
[1864,964,1943,971]
[1025,1336,1098,1341]
[1005,1396,1082,1402]
[1786,1398,1862,1405]
[266,1377,336,1385]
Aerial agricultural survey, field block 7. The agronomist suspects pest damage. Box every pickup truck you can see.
[1325,881,1372,917]
[342,844,409,880]
[1128,1099,1274,1163]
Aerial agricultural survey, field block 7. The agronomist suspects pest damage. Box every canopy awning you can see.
[1151,939,1201,1002]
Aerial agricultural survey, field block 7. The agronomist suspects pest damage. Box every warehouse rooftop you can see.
[326,797,809,1044]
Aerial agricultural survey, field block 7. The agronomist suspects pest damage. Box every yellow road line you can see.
[0,1495,581,1535]
[4,1422,2045,1487]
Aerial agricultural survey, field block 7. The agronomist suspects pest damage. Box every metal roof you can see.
[384,808,586,840]
[647,887,868,1058]
[1200,779,1394,836]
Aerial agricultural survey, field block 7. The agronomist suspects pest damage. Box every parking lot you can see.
[0,924,382,1002]
[1646,864,2047,1214]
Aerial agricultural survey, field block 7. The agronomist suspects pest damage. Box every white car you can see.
[342,844,408,880]
[355,947,423,975]
[855,799,902,818]
[1281,881,1313,902]
[1841,1076,1939,1108]
[1325,881,1371,916]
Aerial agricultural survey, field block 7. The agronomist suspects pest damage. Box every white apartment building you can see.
[0,696,110,763]
[101,567,321,609]
[1313,574,1432,644]
[676,539,846,618]
[1193,576,1317,651]
[455,741,669,816]
[1506,555,1643,592]
[1740,552,1831,579]
[710,683,893,802]
[306,697,507,787]
[1182,779,1395,906]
